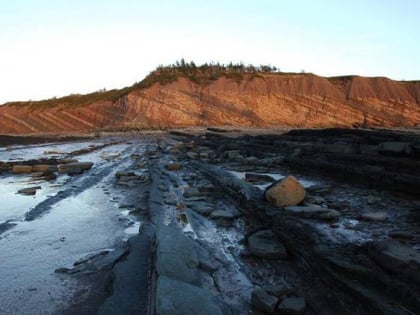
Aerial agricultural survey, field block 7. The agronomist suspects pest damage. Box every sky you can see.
[0,0,419,104]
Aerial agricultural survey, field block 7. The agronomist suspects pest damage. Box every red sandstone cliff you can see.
[0,73,419,134]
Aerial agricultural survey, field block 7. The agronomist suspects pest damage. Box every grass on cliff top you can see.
[6,60,281,109]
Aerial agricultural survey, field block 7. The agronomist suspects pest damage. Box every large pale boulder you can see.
[264,176,305,207]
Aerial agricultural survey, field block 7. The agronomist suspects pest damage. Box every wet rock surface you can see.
[0,128,419,315]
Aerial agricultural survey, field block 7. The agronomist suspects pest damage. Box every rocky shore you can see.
[1,128,419,314]
[93,128,420,314]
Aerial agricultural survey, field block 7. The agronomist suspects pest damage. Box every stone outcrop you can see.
[0,73,419,134]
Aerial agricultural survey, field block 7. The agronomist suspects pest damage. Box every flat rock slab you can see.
[248,230,287,259]
[156,224,201,286]
[156,276,227,315]
[98,225,153,315]
[284,205,340,220]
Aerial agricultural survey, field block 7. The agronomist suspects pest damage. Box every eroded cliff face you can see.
[0,74,419,134]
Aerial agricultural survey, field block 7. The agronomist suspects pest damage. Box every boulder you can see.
[284,205,340,220]
[251,287,279,313]
[248,230,287,259]
[12,165,33,174]
[277,297,306,315]
[209,210,234,227]
[265,176,306,207]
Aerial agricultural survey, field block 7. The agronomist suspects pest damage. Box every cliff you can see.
[0,69,419,134]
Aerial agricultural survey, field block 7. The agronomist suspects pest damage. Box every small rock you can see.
[264,176,306,207]
[265,282,294,298]
[167,163,182,171]
[209,210,234,227]
[248,230,287,259]
[184,187,202,198]
[360,212,388,221]
[67,168,82,176]
[224,150,242,159]
[115,171,135,178]
[188,202,214,216]
[251,287,279,313]
[164,195,178,205]
[32,165,57,172]
[186,152,198,159]
[305,195,325,205]
[277,297,306,315]
[12,165,33,174]
[31,172,45,178]
[18,186,41,195]
[58,162,93,173]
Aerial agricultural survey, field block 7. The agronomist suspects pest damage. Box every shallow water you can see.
[0,138,146,314]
